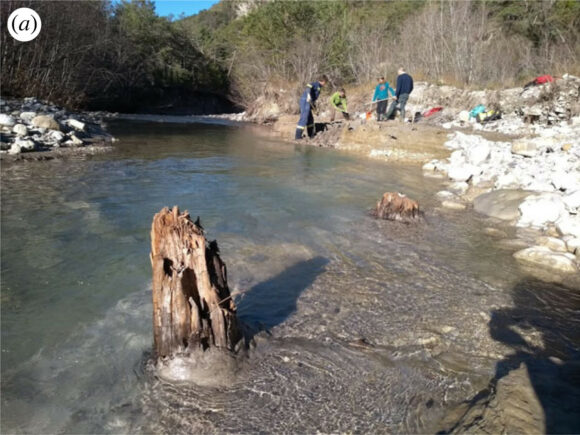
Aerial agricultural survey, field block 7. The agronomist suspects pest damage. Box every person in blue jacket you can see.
[295,75,328,140]
[385,67,414,122]
[372,77,395,121]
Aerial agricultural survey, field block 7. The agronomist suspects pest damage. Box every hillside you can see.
[180,0,580,108]
[1,0,579,113]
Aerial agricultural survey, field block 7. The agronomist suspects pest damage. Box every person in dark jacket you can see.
[372,77,395,121]
[295,75,328,140]
[385,68,413,122]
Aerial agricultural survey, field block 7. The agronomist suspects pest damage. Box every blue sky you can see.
[152,0,219,18]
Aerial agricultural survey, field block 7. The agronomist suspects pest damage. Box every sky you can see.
[152,0,219,18]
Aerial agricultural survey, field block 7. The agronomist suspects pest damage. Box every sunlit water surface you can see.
[2,120,579,433]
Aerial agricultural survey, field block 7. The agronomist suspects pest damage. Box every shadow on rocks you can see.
[439,278,580,434]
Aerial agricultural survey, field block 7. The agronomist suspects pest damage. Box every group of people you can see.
[295,68,414,140]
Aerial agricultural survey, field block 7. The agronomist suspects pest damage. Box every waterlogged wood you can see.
[150,206,241,358]
[371,192,421,222]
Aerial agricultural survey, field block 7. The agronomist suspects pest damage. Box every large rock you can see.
[14,138,36,151]
[45,130,65,144]
[31,115,60,131]
[466,143,491,165]
[12,124,28,136]
[518,193,567,228]
[19,111,36,123]
[64,134,83,146]
[448,164,482,182]
[536,236,567,252]
[565,237,580,254]
[513,246,577,273]
[562,190,580,213]
[495,173,521,190]
[64,118,86,131]
[511,139,538,157]
[0,114,15,127]
[474,189,532,221]
[556,214,580,238]
[8,143,22,154]
[551,171,580,192]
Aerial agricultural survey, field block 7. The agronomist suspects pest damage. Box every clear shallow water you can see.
[2,120,579,433]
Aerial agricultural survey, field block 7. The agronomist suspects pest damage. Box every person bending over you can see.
[295,75,328,140]
[330,88,349,121]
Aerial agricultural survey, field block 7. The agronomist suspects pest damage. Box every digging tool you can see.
[366,97,391,119]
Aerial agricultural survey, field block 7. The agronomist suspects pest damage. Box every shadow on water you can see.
[440,278,580,434]
[236,256,328,339]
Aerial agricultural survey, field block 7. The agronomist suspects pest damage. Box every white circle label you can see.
[7,8,42,42]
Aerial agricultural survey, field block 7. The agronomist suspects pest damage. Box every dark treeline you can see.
[0,0,232,112]
[1,0,579,112]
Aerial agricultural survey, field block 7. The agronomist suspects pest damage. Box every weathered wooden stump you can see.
[371,192,421,222]
[150,206,241,359]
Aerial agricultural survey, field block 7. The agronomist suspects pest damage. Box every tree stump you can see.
[150,206,241,359]
[371,192,421,222]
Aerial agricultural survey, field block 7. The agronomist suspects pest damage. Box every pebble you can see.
[442,200,466,210]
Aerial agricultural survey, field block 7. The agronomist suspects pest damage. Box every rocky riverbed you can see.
[0,98,114,161]
[240,74,580,279]
[422,122,580,278]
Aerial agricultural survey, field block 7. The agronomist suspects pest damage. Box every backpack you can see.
[469,105,486,119]
[477,110,502,124]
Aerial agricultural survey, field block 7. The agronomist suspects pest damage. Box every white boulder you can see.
[562,190,580,213]
[19,111,36,123]
[65,119,86,131]
[466,143,491,165]
[551,171,580,192]
[518,193,567,228]
[448,164,482,182]
[513,246,577,273]
[556,214,580,238]
[46,130,65,143]
[449,181,469,194]
[474,190,532,221]
[511,139,538,157]
[31,115,60,131]
[14,138,36,151]
[12,124,28,136]
[458,110,470,123]
[566,238,580,254]
[0,114,15,127]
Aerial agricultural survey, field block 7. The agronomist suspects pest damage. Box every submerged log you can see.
[150,206,241,358]
[371,192,421,222]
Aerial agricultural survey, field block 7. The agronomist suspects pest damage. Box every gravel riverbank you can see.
[0,98,114,162]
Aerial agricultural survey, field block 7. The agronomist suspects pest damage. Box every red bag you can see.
[423,107,443,118]
[535,75,554,85]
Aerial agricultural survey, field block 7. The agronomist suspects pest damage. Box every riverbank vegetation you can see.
[1,0,229,111]
[1,0,579,111]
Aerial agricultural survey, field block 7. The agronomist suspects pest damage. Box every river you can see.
[2,119,579,433]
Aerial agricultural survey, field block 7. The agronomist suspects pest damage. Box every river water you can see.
[2,119,579,433]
